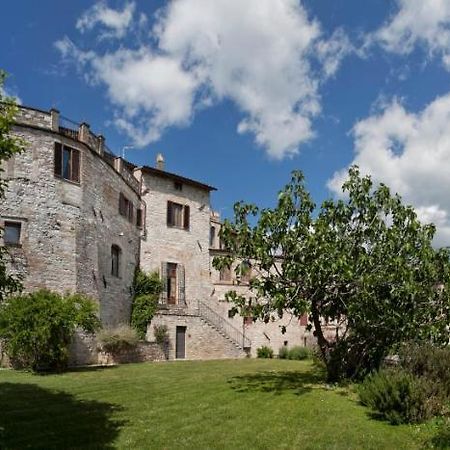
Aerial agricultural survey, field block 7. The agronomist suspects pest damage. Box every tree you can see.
[0,290,100,371]
[0,70,25,301]
[213,167,450,381]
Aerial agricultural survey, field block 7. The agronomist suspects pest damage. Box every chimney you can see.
[156,153,165,170]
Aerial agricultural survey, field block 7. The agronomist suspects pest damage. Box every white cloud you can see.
[0,84,22,104]
[56,0,352,159]
[372,0,450,69]
[76,1,136,39]
[328,94,450,247]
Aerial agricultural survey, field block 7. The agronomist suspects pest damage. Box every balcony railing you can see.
[198,300,251,349]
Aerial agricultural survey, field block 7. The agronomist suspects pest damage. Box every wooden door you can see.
[176,326,186,359]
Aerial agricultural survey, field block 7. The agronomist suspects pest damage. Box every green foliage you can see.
[278,346,289,359]
[278,346,311,360]
[214,167,450,381]
[287,346,311,360]
[0,290,100,371]
[153,324,169,346]
[98,325,139,354]
[257,346,274,358]
[398,342,450,398]
[358,368,441,424]
[0,70,25,302]
[431,419,450,449]
[131,270,162,339]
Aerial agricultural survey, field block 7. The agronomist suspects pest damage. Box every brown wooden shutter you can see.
[54,142,62,177]
[72,149,80,182]
[160,262,168,304]
[167,201,173,226]
[183,205,190,230]
[136,208,143,228]
[177,264,186,305]
[119,193,125,216]
[128,202,134,223]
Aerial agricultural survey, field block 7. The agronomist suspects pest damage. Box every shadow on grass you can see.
[0,383,125,449]
[228,368,324,395]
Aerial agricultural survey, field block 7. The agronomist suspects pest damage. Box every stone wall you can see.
[1,107,142,328]
[137,169,213,313]
[147,311,247,360]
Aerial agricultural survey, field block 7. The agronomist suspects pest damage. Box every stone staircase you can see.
[198,300,251,351]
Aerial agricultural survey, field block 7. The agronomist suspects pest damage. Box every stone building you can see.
[1,104,312,363]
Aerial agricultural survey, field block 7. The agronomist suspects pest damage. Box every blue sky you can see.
[3,1,450,244]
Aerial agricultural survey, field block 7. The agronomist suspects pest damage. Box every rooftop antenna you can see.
[121,145,134,159]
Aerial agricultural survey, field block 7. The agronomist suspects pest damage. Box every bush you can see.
[97,325,139,354]
[131,271,162,339]
[0,290,99,371]
[154,324,169,346]
[278,346,289,359]
[287,346,311,360]
[431,419,450,449]
[257,346,274,359]
[398,342,450,398]
[358,368,441,424]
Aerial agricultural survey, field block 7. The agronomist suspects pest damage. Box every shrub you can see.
[0,290,99,371]
[431,419,450,449]
[154,324,169,346]
[398,342,450,398]
[97,325,139,354]
[358,368,441,424]
[288,346,311,360]
[278,346,289,359]
[131,271,162,339]
[257,346,273,359]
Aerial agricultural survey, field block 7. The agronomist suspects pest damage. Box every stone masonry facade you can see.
[1,104,314,364]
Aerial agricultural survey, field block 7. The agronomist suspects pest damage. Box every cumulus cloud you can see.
[371,0,450,70]
[328,94,450,246]
[76,1,136,39]
[56,0,352,159]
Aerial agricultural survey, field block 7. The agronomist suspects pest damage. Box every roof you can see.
[139,165,217,192]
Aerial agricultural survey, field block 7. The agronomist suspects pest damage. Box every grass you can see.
[0,359,441,449]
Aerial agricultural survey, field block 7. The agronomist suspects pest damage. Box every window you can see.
[4,222,21,245]
[161,262,186,305]
[54,142,80,183]
[167,201,190,230]
[136,208,143,228]
[119,193,134,223]
[243,316,253,326]
[111,245,121,277]
[219,266,232,282]
[239,260,252,284]
[209,226,216,247]
[174,181,183,191]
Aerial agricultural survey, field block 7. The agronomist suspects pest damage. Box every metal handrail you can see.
[198,300,251,349]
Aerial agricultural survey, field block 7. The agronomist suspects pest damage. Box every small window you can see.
[54,142,80,183]
[174,181,183,191]
[136,208,143,228]
[209,226,216,247]
[219,266,232,282]
[119,193,134,223]
[111,245,121,277]
[240,260,252,283]
[243,317,253,326]
[167,201,190,230]
[4,222,21,245]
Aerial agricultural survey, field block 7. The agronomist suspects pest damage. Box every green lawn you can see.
[0,359,440,449]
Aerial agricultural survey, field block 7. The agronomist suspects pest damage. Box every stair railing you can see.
[198,300,251,349]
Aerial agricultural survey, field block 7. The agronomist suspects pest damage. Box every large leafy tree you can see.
[0,70,24,301]
[214,167,450,381]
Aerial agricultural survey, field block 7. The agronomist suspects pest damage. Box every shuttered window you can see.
[54,142,80,183]
[160,262,186,306]
[119,193,135,224]
[167,201,190,230]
